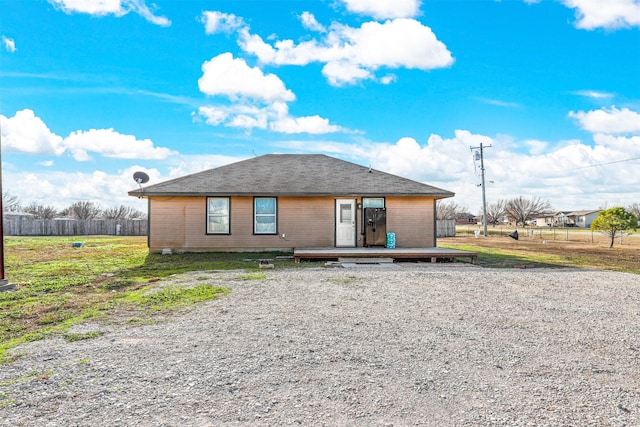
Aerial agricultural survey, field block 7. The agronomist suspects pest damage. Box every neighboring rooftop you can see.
[129,154,454,198]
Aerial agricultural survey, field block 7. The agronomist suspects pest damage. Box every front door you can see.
[335,199,356,247]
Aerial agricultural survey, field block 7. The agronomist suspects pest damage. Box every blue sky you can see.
[1,0,639,214]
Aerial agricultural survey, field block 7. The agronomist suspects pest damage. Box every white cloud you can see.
[2,166,160,210]
[201,11,245,34]
[340,0,421,19]
[1,109,176,160]
[239,18,453,86]
[524,139,549,155]
[49,0,125,15]
[300,12,326,32]
[228,113,268,130]
[197,102,344,135]
[562,0,640,29]
[202,10,453,87]
[476,97,521,108]
[196,106,230,126]
[592,133,640,153]
[322,61,373,86]
[166,155,247,179]
[64,128,178,161]
[2,35,16,52]
[369,131,483,183]
[276,129,640,211]
[1,109,66,156]
[198,53,295,103]
[128,0,170,26]
[48,0,170,26]
[196,53,344,134]
[569,106,640,134]
[270,115,344,134]
[380,74,397,85]
[571,90,615,99]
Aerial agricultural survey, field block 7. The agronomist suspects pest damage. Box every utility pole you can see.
[470,143,492,237]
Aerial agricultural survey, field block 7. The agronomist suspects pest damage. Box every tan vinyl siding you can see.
[385,196,435,247]
[149,197,190,249]
[148,195,436,252]
[149,196,337,252]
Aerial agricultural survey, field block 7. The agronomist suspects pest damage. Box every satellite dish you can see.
[133,171,150,185]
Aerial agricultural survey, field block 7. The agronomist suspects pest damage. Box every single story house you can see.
[533,210,601,227]
[549,211,573,227]
[128,154,454,253]
[534,211,565,227]
[565,210,601,228]
[455,214,476,225]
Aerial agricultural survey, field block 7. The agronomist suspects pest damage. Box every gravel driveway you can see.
[1,266,639,426]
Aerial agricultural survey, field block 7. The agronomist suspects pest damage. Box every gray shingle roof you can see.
[128,154,454,198]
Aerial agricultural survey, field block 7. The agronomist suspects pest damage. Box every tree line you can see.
[2,192,146,220]
[437,196,640,227]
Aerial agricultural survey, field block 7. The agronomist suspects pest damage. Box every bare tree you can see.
[436,200,467,220]
[485,199,507,226]
[2,192,21,212]
[103,205,145,220]
[627,203,640,221]
[505,196,552,226]
[24,202,58,219]
[66,201,102,219]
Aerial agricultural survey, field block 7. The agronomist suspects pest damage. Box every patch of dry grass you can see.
[440,230,640,273]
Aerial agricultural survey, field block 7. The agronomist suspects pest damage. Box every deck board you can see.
[294,247,477,264]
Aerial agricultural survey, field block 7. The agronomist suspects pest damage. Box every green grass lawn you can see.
[0,236,313,362]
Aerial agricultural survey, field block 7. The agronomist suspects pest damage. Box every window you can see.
[207,197,230,234]
[254,197,277,234]
[363,197,385,208]
[340,204,352,224]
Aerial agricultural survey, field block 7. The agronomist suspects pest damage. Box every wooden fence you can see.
[3,218,148,236]
[436,220,456,237]
[6,218,451,238]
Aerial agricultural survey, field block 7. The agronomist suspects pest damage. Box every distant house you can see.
[533,211,557,227]
[534,210,600,227]
[128,154,455,253]
[456,213,476,225]
[565,210,601,228]
[551,211,573,227]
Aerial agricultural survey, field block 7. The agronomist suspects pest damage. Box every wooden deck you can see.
[294,247,478,264]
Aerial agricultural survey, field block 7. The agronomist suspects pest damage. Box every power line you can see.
[565,156,640,171]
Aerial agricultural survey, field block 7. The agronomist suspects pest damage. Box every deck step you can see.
[338,257,394,264]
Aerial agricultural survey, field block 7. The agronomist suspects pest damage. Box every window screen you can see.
[254,197,277,234]
[207,197,230,234]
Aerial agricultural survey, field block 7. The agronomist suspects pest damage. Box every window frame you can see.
[253,197,277,235]
[206,197,230,235]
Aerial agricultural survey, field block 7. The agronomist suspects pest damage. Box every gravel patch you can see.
[1,266,639,426]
